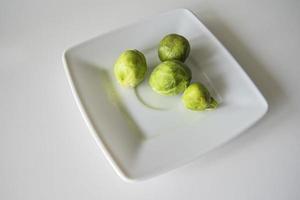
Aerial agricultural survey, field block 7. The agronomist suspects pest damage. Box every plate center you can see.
[134,47,182,110]
[134,79,181,110]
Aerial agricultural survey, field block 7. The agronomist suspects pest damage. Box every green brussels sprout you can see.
[114,49,147,87]
[158,33,190,62]
[182,83,218,111]
[149,60,191,96]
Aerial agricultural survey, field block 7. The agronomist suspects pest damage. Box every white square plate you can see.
[63,9,268,181]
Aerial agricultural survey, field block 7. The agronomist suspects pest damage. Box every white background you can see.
[1,0,300,199]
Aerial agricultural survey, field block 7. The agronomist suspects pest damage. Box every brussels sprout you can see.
[158,34,190,62]
[114,49,147,87]
[149,60,191,96]
[182,83,218,111]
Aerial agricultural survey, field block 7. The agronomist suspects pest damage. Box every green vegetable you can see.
[158,33,190,62]
[182,83,218,111]
[114,49,147,87]
[149,60,191,96]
